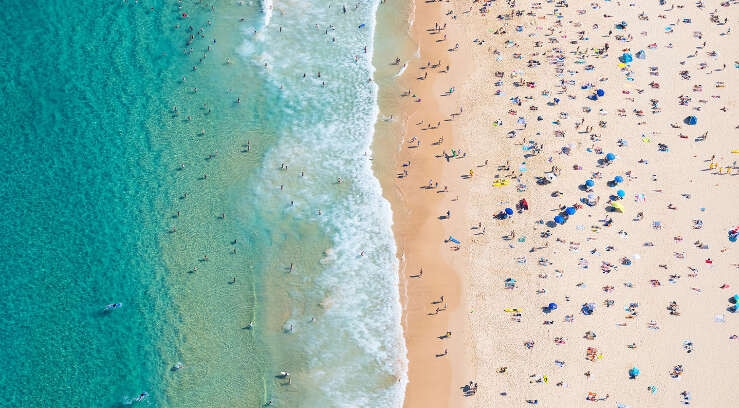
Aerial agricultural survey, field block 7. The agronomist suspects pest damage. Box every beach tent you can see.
[585,179,595,187]
[606,152,616,161]
[566,207,576,215]
[596,89,605,97]
[620,53,633,63]
[554,215,565,224]
[635,50,646,59]
[611,201,625,212]
[685,115,698,125]
[617,189,626,198]
[629,367,640,379]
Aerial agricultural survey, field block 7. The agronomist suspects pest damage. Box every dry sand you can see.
[387,0,739,407]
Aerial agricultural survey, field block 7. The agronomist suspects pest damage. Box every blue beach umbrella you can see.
[596,89,605,97]
[617,189,626,198]
[554,215,565,224]
[614,175,624,184]
[588,94,599,101]
[548,302,558,311]
[606,152,616,161]
[685,115,698,125]
[620,53,633,63]
[629,367,640,378]
[505,207,514,216]
[566,207,576,215]
[585,179,595,187]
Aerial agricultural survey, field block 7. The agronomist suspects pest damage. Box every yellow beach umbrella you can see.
[611,201,625,213]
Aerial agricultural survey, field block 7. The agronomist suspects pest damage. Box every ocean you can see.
[0,0,411,406]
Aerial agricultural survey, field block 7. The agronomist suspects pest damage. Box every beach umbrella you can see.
[505,207,514,216]
[585,179,595,187]
[581,303,595,315]
[620,53,633,63]
[685,115,698,125]
[606,152,616,161]
[629,367,640,378]
[730,294,739,304]
[554,215,565,224]
[588,94,599,101]
[614,175,624,184]
[611,201,625,212]
[596,89,605,97]
[548,302,558,311]
[566,207,576,215]
[617,189,626,198]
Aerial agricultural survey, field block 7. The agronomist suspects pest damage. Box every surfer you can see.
[105,303,122,311]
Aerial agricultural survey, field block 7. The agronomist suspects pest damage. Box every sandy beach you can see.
[388,0,739,406]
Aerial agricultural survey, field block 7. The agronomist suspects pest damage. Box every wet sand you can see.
[377,0,477,406]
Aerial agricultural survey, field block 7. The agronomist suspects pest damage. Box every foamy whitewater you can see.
[233,0,407,406]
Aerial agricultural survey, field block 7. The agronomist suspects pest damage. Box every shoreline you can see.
[373,0,477,406]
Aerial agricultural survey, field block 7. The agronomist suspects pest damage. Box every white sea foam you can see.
[238,0,407,406]
[262,0,273,28]
[394,62,407,78]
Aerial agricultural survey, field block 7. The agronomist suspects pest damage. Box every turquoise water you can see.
[0,0,408,406]
[0,1,177,405]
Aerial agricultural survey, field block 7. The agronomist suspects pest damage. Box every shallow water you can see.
[0,0,409,406]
